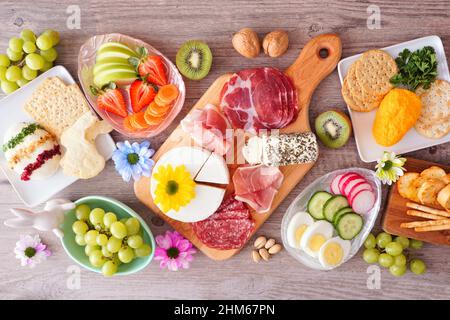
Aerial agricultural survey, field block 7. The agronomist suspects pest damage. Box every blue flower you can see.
[112,140,155,182]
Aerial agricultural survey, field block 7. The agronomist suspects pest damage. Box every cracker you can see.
[355,50,397,96]
[415,79,450,123]
[414,117,450,139]
[398,172,420,202]
[417,178,447,207]
[342,66,380,112]
[23,77,91,138]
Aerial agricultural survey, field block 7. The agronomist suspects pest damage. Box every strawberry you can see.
[129,79,157,113]
[90,83,127,118]
[129,47,168,86]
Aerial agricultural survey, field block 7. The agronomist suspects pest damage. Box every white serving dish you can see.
[281,168,381,271]
[338,35,450,163]
[0,66,116,207]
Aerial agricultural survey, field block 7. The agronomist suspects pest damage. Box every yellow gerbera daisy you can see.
[153,164,196,213]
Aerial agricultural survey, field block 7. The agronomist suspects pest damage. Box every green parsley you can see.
[390,46,438,91]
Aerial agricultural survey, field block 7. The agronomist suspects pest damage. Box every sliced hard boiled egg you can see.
[318,236,351,269]
[286,211,314,249]
[300,220,333,258]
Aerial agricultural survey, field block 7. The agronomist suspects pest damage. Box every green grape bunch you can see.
[72,204,152,277]
[362,232,426,277]
[0,28,60,94]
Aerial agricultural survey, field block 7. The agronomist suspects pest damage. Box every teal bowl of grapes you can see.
[61,196,155,276]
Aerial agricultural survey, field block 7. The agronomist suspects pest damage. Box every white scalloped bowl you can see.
[77,33,186,138]
[281,168,382,271]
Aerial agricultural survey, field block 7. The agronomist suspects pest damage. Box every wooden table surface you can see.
[0,0,449,300]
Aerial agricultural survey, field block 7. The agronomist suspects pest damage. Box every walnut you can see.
[232,28,260,58]
[262,30,289,57]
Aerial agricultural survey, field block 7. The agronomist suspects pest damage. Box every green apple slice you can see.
[93,69,137,87]
[96,50,136,62]
[94,56,130,65]
[98,42,137,57]
[93,62,134,76]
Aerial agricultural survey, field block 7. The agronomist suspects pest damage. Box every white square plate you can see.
[0,66,116,207]
[338,35,450,163]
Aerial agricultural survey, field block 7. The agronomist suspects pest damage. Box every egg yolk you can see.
[308,234,326,252]
[294,224,308,247]
[323,242,344,266]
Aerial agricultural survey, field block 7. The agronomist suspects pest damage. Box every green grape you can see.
[134,244,151,257]
[107,236,122,253]
[378,253,395,268]
[9,37,24,53]
[409,239,423,249]
[20,29,37,42]
[364,233,376,249]
[102,246,113,258]
[89,249,106,267]
[376,232,392,249]
[72,220,89,235]
[410,259,426,275]
[6,66,22,82]
[125,217,140,236]
[385,242,403,256]
[0,54,11,67]
[84,244,100,256]
[21,65,37,81]
[389,264,407,277]
[36,34,52,50]
[120,218,128,224]
[111,221,127,239]
[394,236,410,249]
[16,78,29,87]
[43,29,60,46]
[127,235,143,249]
[40,60,53,72]
[40,48,57,62]
[23,41,36,54]
[1,80,19,94]
[111,253,121,266]
[363,248,380,264]
[0,66,8,82]
[6,48,23,62]
[103,212,117,228]
[84,230,99,246]
[96,233,108,246]
[25,53,44,70]
[102,260,118,277]
[75,234,87,246]
[90,208,105,225]
[118,246,135,263]
[75,204,90,221]
[394,254,407,267]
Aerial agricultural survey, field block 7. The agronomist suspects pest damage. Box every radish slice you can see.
[338,173,361,195]
[330,174,344,194]
[343,178,367,197]
[351,190,375,214]
[349,183,372,205]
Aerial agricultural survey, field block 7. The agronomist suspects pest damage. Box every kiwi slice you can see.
[315,110,352,148]
[176,40,212,80]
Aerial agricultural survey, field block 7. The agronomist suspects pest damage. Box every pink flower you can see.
[14,234,51,268]
[154,230,196,271]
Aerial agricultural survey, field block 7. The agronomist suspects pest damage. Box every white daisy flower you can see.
[375,151,407,185]
[14,234,51,268]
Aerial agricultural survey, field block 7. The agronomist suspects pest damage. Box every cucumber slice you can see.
[323,195,349,222]
[336,213,363,240]
[332,207,354,226]
[307,191,332,220]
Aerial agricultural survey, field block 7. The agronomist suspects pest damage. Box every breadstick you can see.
[415,224,450,232]
[406,202,450,218]
[407,210,447,220]
[400,219,450,229]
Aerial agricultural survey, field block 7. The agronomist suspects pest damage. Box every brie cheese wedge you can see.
[195,152,229,185]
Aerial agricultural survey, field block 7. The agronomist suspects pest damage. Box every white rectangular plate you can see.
[0,66,116,207]
[338,35,450,163]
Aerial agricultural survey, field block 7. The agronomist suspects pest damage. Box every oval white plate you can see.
[281,168,381,271]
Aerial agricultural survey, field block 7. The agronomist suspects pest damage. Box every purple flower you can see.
[154,230,196,271]
[14,234,51,268]
[112,140,155,182]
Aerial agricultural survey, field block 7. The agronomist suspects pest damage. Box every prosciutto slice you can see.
[220,67,298,133]
[181,103,231,155]
[232,164,284,213]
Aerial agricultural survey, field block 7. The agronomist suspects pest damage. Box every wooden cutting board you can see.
[382,157,450,246]
[134,34,342,260]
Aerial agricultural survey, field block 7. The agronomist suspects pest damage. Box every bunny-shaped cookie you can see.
[4,199,75,238]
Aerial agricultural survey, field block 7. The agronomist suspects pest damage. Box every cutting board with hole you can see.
[134,34,342,260]
[382,157,450,246]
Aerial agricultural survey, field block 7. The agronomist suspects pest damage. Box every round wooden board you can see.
[134,34,342,260]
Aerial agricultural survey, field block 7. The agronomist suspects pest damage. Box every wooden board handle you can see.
[285,34,342,132]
